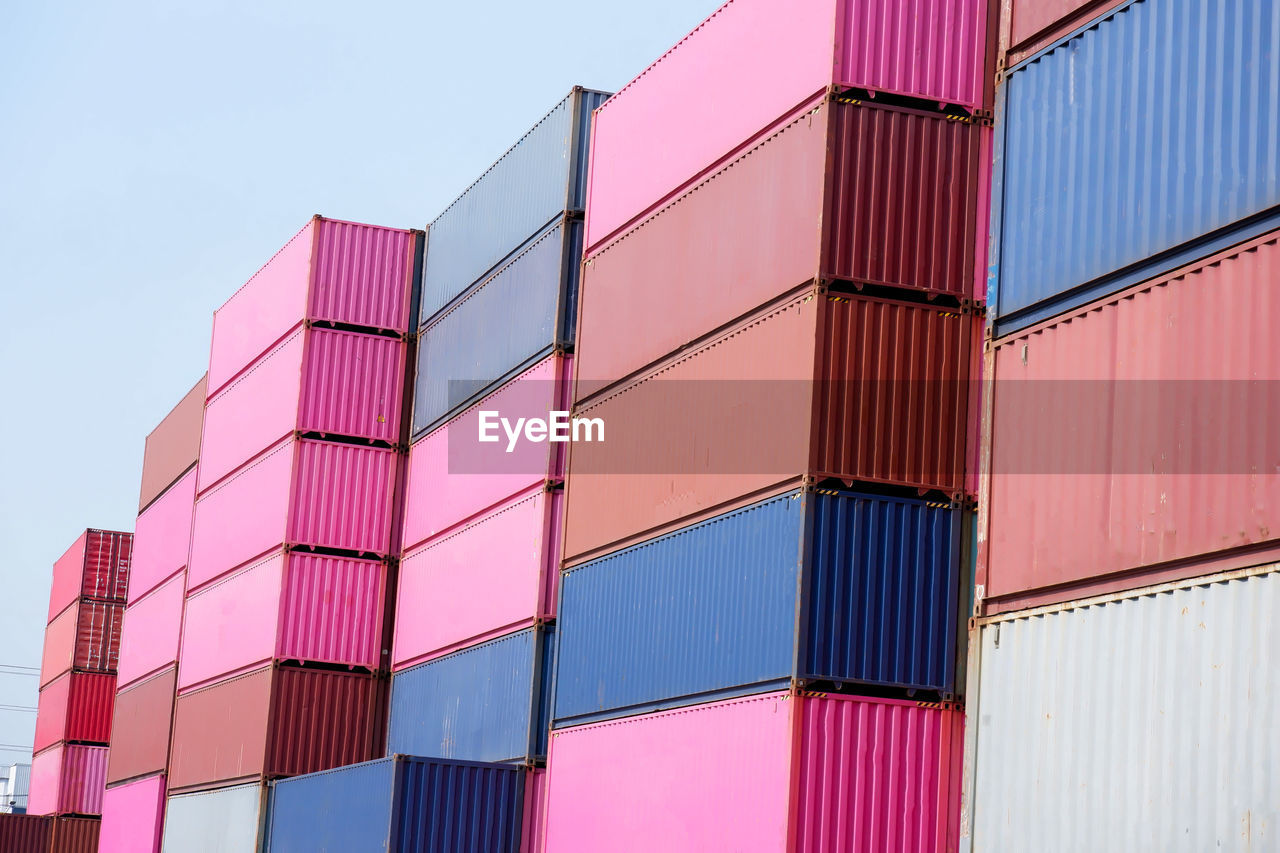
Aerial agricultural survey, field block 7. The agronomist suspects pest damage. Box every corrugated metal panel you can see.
[395,757,525,853]
[521,768,546,853]
[993,0,1280,331]
[968,568,1280,852]
[29,745,106,816]
[139,374,204,513]
[161,784,267,853]
[388,627,549,764]
[267,667,384,780]
[117,572,183,689]
[413,219,578,437]
[309,218,414,332]
[34,673,72,753]
[1000,0,1128,66]
[99,774,165,853]
[420,88,606,325]
[107,667,176,786]
[49,530,132,622]
[0,813,52,852]
[34,672,115,752]
[168,667,272,791]
[130,469,195,603]
[42,600,126,686]
[266,758,396,852]
[288,439,396,556]
[49,816,101,853]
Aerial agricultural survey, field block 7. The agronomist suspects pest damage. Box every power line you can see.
[0,745,33,752]
[0,705,36,713]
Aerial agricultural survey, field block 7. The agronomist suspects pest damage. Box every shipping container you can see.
[34,671,115,753]
[168,665,385,792]
[49,816,100,853]
[48,529,132,622]
[129,468,195,603]
[521,769,546,853]
[116,573,184,690]
[28,745,107,816]
[161,783,267,853]
[394,486,560,668]
[208,217,418,397]
[991,0,1280,333]
[139,374,205,513]
[199,326,405,492]
[565,287,973,564]
[0,813,52,852]
[179,550,385,690]
[100,774,164,853]
[266,756,525,853]
[402,354,571,550]
[186,436,396,592]
[998,0,1127,65]
[980,230,1280,614]
[106,666,175,786]
[388,627,553,765]
[544,690,962,853]
[413,219,581,437]
[964,565,1279,852]
[40,599,125,687]
[420,87,608,325]
[585,0,990,251]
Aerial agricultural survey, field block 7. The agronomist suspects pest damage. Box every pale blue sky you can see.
[0,0,722,761]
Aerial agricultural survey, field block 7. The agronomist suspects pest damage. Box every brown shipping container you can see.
[564,287,973,565]
[138,374,206,513]
[167,665,385,793]
[106,666,176,786]
[40,600,126,688]
[0,813,53,852]
[574,95,983,404]
[998,0,1127,67]
[49,816,100,853]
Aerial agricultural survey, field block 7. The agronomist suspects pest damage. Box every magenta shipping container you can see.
[29,744,108,816]
[179,549,385,690]
[129,468,195,603]
[99,774,165,853]
[207,216,418,398]
[199,326,405,492]
[584,0,989,250]
[543,690,962,852]
[116,572,184,690]
[401,354,571,551]
[186,436,396,592]
[393,485,561,669]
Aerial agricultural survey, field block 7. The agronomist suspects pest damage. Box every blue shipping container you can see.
[267,756,524,853]
[552,488,961,727]
[420,87,609,326]
[388,626,554,765]
[992,0,1280,334]
[411,218,580,437]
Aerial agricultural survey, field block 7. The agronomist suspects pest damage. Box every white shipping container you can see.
[963,565,1278,853]
[162,783,266,853]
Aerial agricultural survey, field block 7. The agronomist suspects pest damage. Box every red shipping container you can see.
[40,600,125,687]
[48,530,132,622]
[106,667,176,787]
[999,0,1127,67]
[49,816,101,853]
[565,286,973,565]
[29,744,107,816]
[138,375,205,514]
[34,671,116,753]
[168,666,385,793]
[577,96,985,402]
[979,230,1280,614]
[0,813,53,851]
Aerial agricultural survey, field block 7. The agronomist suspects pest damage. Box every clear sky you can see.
[0,0,722,762]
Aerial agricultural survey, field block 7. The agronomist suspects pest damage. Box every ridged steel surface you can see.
[161,784,266,853]
[139,374,204,513]
[117,572,183,689]
[129,468,195,603]
[29,745,107,816]
[49,816,101,853]
[420,88,606,325]
[993,0,1280,330]
[99,774,165,853]
[0,813,52,852]
[413,219,578,437]
[521,768,546,853]
[168,667,273,790]
[388,627,550,764]
[107,667,176,786]
[34,671,115,753]
[49,530,132,622]
[968,568,1280,852]
[41,600,125,686]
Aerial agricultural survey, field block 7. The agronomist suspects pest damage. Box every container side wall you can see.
[139,374,205,513]
[117,573,184,689]
[130,469,196,602]
[397,758,525,853]
[266,758,396,853]
[99,774,165,853]
[266,668,383,779]
[107,667,177,786]
[288,440,397,556]
[308,218,413,333]
[48,533,88,623]
[168,667,272,791]
[160,783,266,853]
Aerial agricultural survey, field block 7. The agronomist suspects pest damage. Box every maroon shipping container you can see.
[50,816,100,853]
[107,666,176,786]
[167,665,386,793]
[138,374,206,513]
[0,813,53,852]
[34,671,116,752]
[48,530,132,623]
[564,286,973,565]
[999,0,1127,67]
[40,600,125,688]
[576,95,985,403]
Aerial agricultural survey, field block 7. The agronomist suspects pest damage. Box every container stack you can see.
[544,0,992,848]
[964,0,1280,848]
[29,528,132,848]
[98,376,205,853]
[160,216,422,850]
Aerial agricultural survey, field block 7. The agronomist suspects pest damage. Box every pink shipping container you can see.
[393,485,561,669]
[99,774,165,853]
[207,217,418,398]
[522,768,547,853]
[28,744,108,816]
[48,530,132,622]
[115,573,184,690]
[128,468,195,603]
[543,690,962,852]
[186,436,396,592]
[584,0,990,251]
[199,326,405,493]
[979,230,1280,614]
[401,354,571,552]
[179,549,385,690]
